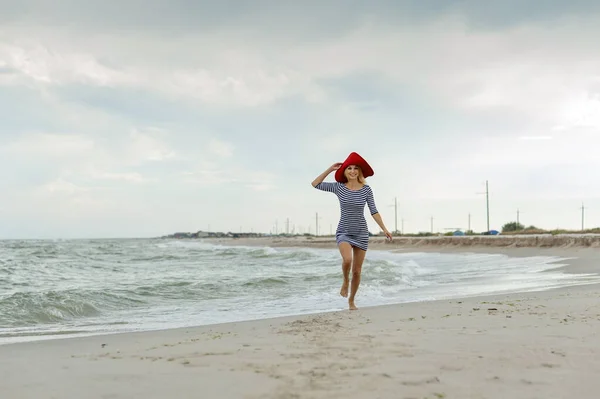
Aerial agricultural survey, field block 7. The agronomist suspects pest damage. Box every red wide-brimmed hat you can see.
[335,152,374,183]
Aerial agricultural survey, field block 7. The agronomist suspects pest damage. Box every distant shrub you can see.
[502,222,525,232]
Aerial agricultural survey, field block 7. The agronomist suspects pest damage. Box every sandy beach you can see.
[2,239,600,399]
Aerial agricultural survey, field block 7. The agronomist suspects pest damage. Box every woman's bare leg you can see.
[348,246,367,310]
[338,242,353,297]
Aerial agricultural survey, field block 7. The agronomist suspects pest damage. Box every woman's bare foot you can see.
[348,301,358,310]
[340,280,349,297]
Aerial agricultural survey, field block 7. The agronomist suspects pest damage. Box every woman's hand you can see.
[330,162,343,171]
[384,229,393,241]
[312,162,343,187]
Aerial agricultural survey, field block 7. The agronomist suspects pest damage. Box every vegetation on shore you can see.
[162,220,600,240]
[392,221,600,237]
[499,221,600,236]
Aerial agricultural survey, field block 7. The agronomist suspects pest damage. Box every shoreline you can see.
[4,277,598,349]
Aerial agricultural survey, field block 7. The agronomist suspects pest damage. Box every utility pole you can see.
[315,212,319,236]
[394,197,398,233]
[476,181,490,232]
[468,213,471,231]
[486,180,490,232]
[430,216,434,234]
[517,208,521,230]
[581,202,586,231]
[388,198,399,234]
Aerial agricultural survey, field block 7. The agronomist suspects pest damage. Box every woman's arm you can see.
[311,163,342,187]
[371,213,392,240]
[367,187,392,241]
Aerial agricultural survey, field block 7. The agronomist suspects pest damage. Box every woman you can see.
[311,152,393,310]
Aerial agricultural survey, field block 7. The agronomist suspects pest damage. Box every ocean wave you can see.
[170,240,324,261]
[132,281,226,300]
[128,254,185,262]
[242,277,289,287]
[303,273,339,281]
[0,289,145,327]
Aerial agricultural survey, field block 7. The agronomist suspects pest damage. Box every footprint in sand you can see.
[541,363,560,368]
[401,376,440,386]
[440,365,463,372]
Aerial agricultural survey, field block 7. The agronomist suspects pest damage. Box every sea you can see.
[1,238,599,345]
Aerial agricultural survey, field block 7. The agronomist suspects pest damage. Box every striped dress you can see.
[315,181,379,251]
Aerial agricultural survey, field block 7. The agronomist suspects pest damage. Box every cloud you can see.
[556,91,600,130]
[86,171,152,183]
[0,129,176,197]
[0,42,320,108]
[247,183,272,192]
[3,6,599,119]
[0,132,95,158]
[126,128,177,164]
[180,169,237,186]
[27,178,116,220]
[38,178,91,195]
[2,1,600,237]
[208,138,233,158]
[518,136,553,140]
[180,166,275,191]
[4,1,599,36]
[167,68,300,107]
[0,43,135,86]
[0,128,177,168]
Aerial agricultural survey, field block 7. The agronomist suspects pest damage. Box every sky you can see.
[1,0,600,239]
